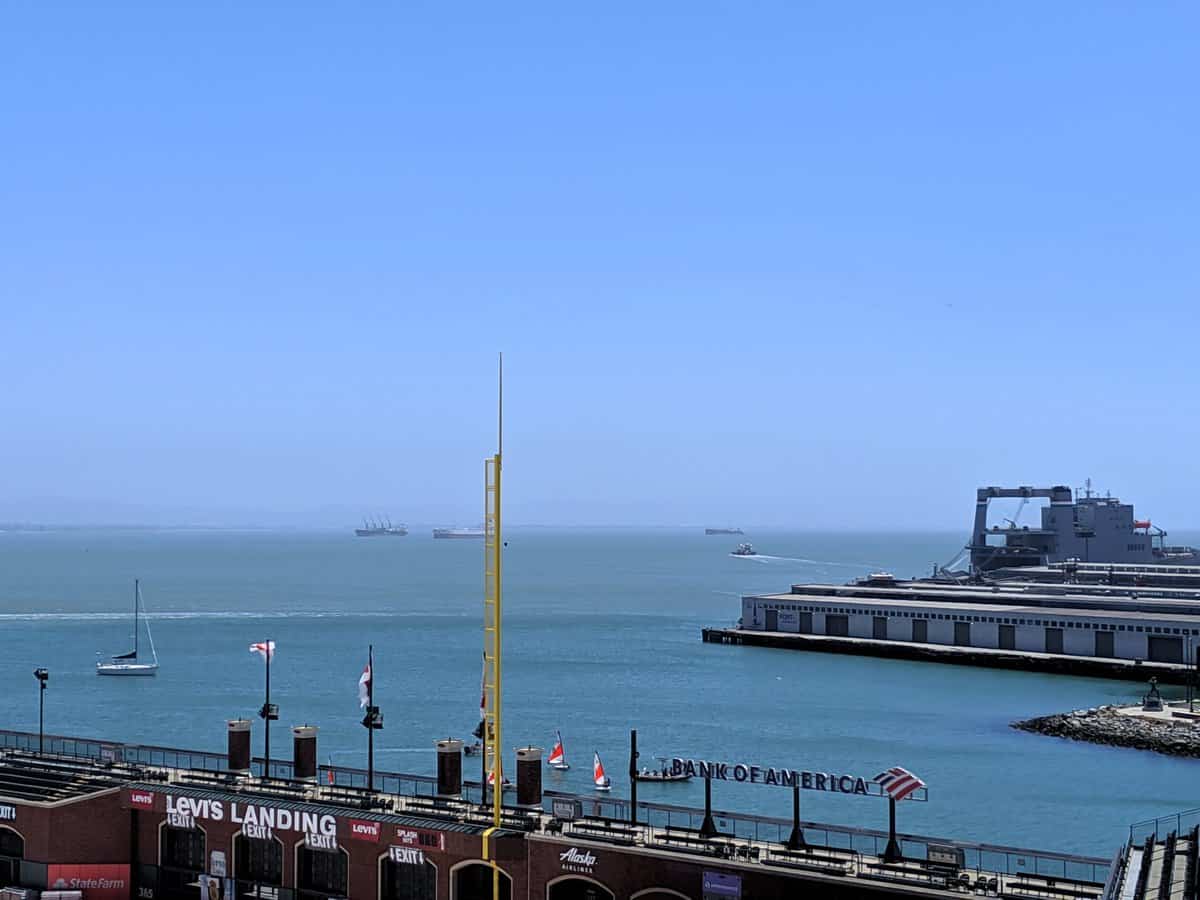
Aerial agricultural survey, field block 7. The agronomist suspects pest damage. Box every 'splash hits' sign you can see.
[394,826,445,852]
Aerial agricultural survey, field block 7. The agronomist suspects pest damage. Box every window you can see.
[382,856,437,900]
[235,834,283,885]
[297,845,348,899]
[0,826,24,889]
[163,826,205,871]
[454,864,512,900]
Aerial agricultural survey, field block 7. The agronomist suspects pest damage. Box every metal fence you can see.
[0,728,1111,882]
[1129,807,1200,844]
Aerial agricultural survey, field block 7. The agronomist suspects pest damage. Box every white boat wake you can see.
[733,554,883,569]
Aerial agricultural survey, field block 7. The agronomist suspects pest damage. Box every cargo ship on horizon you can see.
[355,517,408,537]
[433,526,485,539]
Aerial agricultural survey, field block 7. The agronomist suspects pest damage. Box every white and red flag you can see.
[358,655,372,709]
[874,766,925,802]
[249,641,276,661]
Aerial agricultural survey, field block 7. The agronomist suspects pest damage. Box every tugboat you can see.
[634,757,691,783]
[730,543,758,557]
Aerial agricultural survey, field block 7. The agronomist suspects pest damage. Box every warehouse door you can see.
[825,615,849,637]
[799,612,813,634]
[1095,631,1115,658]
[999,625,1016,650]
[954,622,971,647]
[1045,628,1064,654]
[912,619,928,642]
[1149,636,1184,664]
[765,609,778,632]
[873,617,888,639]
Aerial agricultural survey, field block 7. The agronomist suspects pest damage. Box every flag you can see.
[472,652,486,739]
[249,641,275,661]
[358,656,372,709]
[874,766,925,802]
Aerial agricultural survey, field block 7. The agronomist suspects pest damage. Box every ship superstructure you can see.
[969,482,1197,573]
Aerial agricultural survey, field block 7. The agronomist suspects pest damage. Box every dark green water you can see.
[0,527,1194,857]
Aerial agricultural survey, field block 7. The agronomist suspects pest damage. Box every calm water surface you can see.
[1,527,1196,857]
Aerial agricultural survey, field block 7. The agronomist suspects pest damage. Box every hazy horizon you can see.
[3,4,1197,531]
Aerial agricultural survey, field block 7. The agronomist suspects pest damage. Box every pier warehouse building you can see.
[723,573,1200,681]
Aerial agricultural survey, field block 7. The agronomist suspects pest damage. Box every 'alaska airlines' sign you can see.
[669,758,882,797]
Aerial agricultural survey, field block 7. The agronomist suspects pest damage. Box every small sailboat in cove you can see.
[548,730,569,770]
[593,751,611,791]
[97,580,159,676]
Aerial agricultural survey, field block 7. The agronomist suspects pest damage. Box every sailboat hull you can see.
[97,663,158,676]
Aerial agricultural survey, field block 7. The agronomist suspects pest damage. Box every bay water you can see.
[1,527,1195,858]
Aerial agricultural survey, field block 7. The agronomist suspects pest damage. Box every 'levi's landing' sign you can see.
[164,795,336,836]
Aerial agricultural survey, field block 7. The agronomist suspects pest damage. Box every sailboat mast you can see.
[134,579,139,660]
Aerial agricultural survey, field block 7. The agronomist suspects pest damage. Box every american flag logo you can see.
[874,766,925,801]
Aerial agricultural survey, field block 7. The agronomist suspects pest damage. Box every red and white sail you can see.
[548,730,568,769]
[593,751,610,789]
[248,640,275,661]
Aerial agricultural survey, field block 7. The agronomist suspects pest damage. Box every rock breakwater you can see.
[1013,705,1200,757]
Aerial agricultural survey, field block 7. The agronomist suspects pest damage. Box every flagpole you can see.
[367,644,375,791]
[263,645,270,776]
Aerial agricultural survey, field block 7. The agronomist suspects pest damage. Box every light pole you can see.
[361,645,383,791]
[34,668,49,754]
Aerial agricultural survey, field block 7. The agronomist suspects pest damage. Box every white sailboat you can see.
[593,751,611,791]
[547,730,569,770]
[97,580,159,676]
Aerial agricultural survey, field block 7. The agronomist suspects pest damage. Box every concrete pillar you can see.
[292,725,318,781]
[437,739,463,797]
[516,746,543,807]
[227,719,252,774]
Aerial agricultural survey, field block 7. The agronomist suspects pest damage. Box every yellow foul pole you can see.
[482,354,503,895]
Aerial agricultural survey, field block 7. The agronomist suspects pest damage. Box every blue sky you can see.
[1,2,1197,528]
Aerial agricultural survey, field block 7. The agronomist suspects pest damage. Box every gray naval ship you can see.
[969,480,1198,572]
